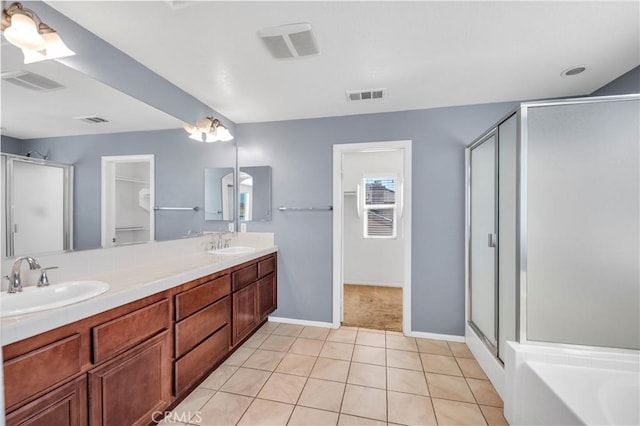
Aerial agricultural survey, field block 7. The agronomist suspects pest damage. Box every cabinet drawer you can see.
[175,324,230,396]
[231,263,258,291]
[6,375,87,426]
[92,299,169,364]
[175,297,230,358]
[258,256,276,279]
[175,275,230,321]
[4,334,82,410]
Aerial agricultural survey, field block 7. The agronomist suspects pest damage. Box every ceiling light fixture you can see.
[184,117,233,143]
[1,1,75,64]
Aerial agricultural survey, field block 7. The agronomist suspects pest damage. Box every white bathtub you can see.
[504,342,640,425]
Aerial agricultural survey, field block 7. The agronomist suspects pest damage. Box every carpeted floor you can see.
[342,284,402,331]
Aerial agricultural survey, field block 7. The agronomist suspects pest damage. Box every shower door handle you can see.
[487,233,497,248]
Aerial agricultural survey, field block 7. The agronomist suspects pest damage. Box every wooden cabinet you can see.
[232,283,258,345]
[175,275,230,321]
[92,299,169,363]
[231,263,258,292]
[231,253,278,346]
[173,276,231,397]
[88,332,171,426]
[3,252,277,424]
[175,325,230,395]
[5,376,87,426]
[3,334,82,411]
[257,273,277,321]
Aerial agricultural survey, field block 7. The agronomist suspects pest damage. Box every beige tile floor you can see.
[161,322,508,426]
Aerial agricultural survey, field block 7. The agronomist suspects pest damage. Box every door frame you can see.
[101,154,155,247]
[332,140,412,334]
[466,131,499,356]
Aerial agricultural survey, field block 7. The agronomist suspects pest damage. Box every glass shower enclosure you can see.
[467,94,640,360]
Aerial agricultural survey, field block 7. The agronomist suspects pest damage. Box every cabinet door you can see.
[88,332,171,426]
[232,283,257,345]
[6,375,87,426]
[257,273,277,320]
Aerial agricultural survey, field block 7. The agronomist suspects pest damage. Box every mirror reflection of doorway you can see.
[238,172,253,221]
[101,155,154,247]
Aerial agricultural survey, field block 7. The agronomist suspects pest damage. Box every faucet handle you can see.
[38,267,58,287]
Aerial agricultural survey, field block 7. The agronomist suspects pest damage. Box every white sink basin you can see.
[0,280,110,318]
[209,246,256,255]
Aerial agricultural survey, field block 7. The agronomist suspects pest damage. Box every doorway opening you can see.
[333,140,412,333]
[101,155,155,247]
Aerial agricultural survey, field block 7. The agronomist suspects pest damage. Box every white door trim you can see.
[332,140,412,334]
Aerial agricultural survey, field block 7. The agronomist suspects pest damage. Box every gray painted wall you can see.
[22,130,235,250]
[0,136,23,155]
[591,66,640,96]
[237,102,518,335]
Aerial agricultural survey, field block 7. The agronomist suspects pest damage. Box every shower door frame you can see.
[467,131,500,358]
[516,94,640,350]
[466,93,640,358]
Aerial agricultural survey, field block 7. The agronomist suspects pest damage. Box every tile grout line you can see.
[287,327,325,423]
[335,327,356,421]
[384,331,389,424]
[235,322,287,425]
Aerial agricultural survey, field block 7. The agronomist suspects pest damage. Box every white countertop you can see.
[1,246,277,346]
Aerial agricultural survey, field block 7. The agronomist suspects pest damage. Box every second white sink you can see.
[0,280,110,318]
[209,246,256,255]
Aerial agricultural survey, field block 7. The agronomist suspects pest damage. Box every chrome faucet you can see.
[209,232,233,250]
[7,256,41,293]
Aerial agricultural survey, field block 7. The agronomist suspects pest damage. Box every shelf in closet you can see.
[115,176,149,184]
[115,226,148,232]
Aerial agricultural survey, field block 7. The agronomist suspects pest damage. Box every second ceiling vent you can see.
[258,23,319,59]
[346,89,386,102]
[1,71,64,91]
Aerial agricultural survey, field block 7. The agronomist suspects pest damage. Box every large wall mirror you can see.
[0,27,236,258]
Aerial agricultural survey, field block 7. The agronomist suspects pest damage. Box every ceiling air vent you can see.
[1,71,64,91]
[74,116,109,124]
[346,89,386,102]
[258,23,319,59]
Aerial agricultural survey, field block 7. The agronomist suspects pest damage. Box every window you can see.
[362,176,397,238]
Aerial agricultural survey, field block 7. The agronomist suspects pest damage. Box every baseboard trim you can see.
[407,330,465,342]
[268,316,336,329]
[344,281,403,288]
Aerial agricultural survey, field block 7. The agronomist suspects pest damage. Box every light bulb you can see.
[40,31,75,60]
[21,47,46,64]
[203,132,219,143]
[188,132,204,142]
[216,126,234,141]
[4,13,45,51]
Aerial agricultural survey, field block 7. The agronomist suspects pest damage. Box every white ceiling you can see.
[48,1,640,124]
[0,43,183,139]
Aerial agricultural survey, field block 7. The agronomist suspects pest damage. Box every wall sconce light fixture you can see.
[184,117,234,143]
[1,1,75,64]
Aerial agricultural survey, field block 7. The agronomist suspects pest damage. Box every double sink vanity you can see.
[0,233,277,426]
